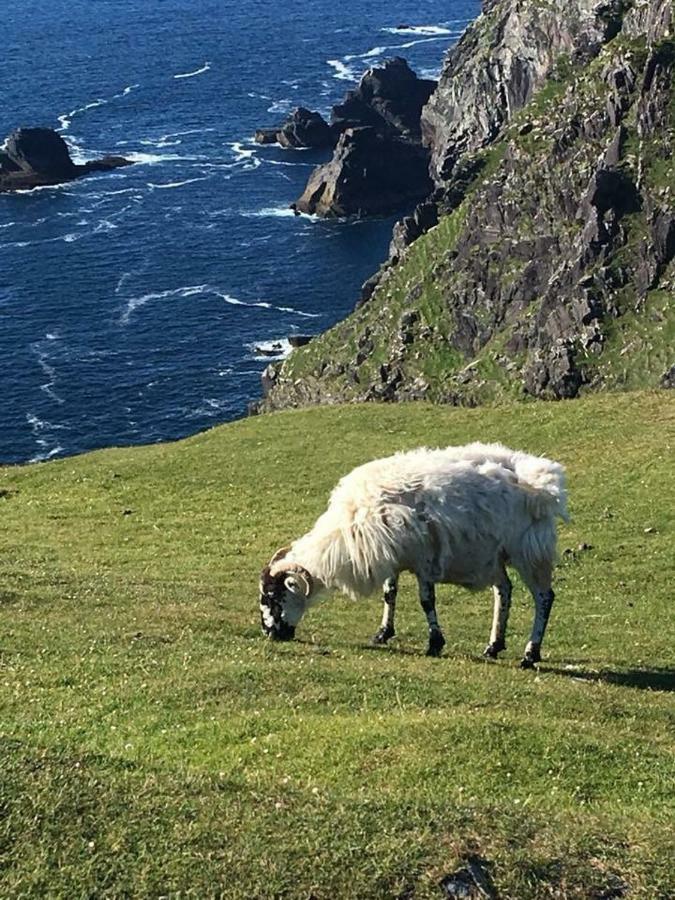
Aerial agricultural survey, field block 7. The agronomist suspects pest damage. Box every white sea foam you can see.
[12,182,74,196]
[30,338,65,405]
[327,59,358,81]
[382,24,455,36]
[216,291,320,318]
[173,62,211,79]
[93,220,118,234]
[228,141,262,170]
[147,176,209,190]
[121,283,321,324]
[29,445,64,464]
[264,158,314,168]
[57,84,139,133]
[344,33,457,65]
[267,98,294,114]
[125,151,199,165]
[248,337,293,360]
[242,205,320,222]
[121,284,210,323]
[115,271,134,294]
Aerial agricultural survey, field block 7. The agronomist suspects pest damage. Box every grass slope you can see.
[1,392,674,899]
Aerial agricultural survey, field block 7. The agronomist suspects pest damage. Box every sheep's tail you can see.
[514,456,569,523]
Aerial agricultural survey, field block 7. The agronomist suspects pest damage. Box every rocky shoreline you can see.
[258,0,675,412]
[0,127,132,192]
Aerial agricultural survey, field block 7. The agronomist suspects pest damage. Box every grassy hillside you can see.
[1,392,674,898]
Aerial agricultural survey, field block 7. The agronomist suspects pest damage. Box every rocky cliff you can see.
[259,0,674,411]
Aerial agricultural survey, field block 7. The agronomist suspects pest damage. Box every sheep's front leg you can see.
[372,576,398,645]
[483,571,513,659]
[521,588,555,669]
[418,578,446,657]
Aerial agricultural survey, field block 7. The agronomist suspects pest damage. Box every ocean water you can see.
[0,0,478,464]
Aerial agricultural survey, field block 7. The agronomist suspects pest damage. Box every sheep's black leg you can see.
[418,578,445,657]
[483,571,513,659]
[372,576,398,645]
[521,588,555,669]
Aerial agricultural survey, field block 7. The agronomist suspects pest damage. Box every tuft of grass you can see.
[1,392,674,898]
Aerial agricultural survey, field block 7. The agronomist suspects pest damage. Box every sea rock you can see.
[291,58,437,218]
[0,127,132,192]
[331,57,436,139]
[3,127,75,176]
[292,126,433,217]
[254,127,280,145]
[278,108,334,148]
[255,58,435,153]
[287,334,313,348]
[254,108,334,149]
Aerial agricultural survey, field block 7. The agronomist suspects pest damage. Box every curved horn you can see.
[281,564,313,598]
[269,545,291,566]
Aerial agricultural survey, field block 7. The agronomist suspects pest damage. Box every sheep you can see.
[259,442,568,668]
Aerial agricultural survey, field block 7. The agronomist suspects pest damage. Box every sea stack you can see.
[0,127,133,192]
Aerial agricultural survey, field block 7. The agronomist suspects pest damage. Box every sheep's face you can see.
[259,564,312,641]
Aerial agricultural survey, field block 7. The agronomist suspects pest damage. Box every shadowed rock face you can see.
[0,127,132,192]
[255,108,334,149]
[331,56,436,139]
[293,127,433,217]
[3,127,75,176]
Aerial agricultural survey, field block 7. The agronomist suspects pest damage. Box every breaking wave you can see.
[173,62,211,79]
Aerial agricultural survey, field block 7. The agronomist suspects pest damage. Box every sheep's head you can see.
[259,547,313,641]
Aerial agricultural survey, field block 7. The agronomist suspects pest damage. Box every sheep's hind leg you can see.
[418,578,446,657]
[521,587,555,669]
[483,571,512,659]
[372,576,398,645]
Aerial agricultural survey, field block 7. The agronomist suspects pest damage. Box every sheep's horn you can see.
[269,546,292,566]
[280,563,313,598]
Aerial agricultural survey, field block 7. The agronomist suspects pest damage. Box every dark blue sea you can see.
[0,0,478,464]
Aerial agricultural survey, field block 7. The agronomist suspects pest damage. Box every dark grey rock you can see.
[294,127,432,217]
[0,127,132,192]
[278,108,334,149]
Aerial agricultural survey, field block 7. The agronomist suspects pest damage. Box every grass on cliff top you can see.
[1,392,674,899]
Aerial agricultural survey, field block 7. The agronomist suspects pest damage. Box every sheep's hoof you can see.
[483,639,506,659]
[426,631,446,657]
[372,626,395,645]
[520,645,541,669]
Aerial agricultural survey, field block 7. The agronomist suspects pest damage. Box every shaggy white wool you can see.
[276,443,567,601]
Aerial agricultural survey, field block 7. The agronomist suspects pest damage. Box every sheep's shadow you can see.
[538,664,675,693]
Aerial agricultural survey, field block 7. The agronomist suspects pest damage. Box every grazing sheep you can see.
[259,443,568,668]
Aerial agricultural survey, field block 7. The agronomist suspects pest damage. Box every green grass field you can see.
[1,392,674,898]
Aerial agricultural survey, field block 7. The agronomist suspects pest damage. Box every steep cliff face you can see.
[422,0,624,182]
[261,0,674,412]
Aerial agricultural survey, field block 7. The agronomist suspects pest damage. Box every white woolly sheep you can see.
[259,442,568,668]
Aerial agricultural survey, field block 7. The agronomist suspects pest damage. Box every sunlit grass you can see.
[1,392,674,897]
